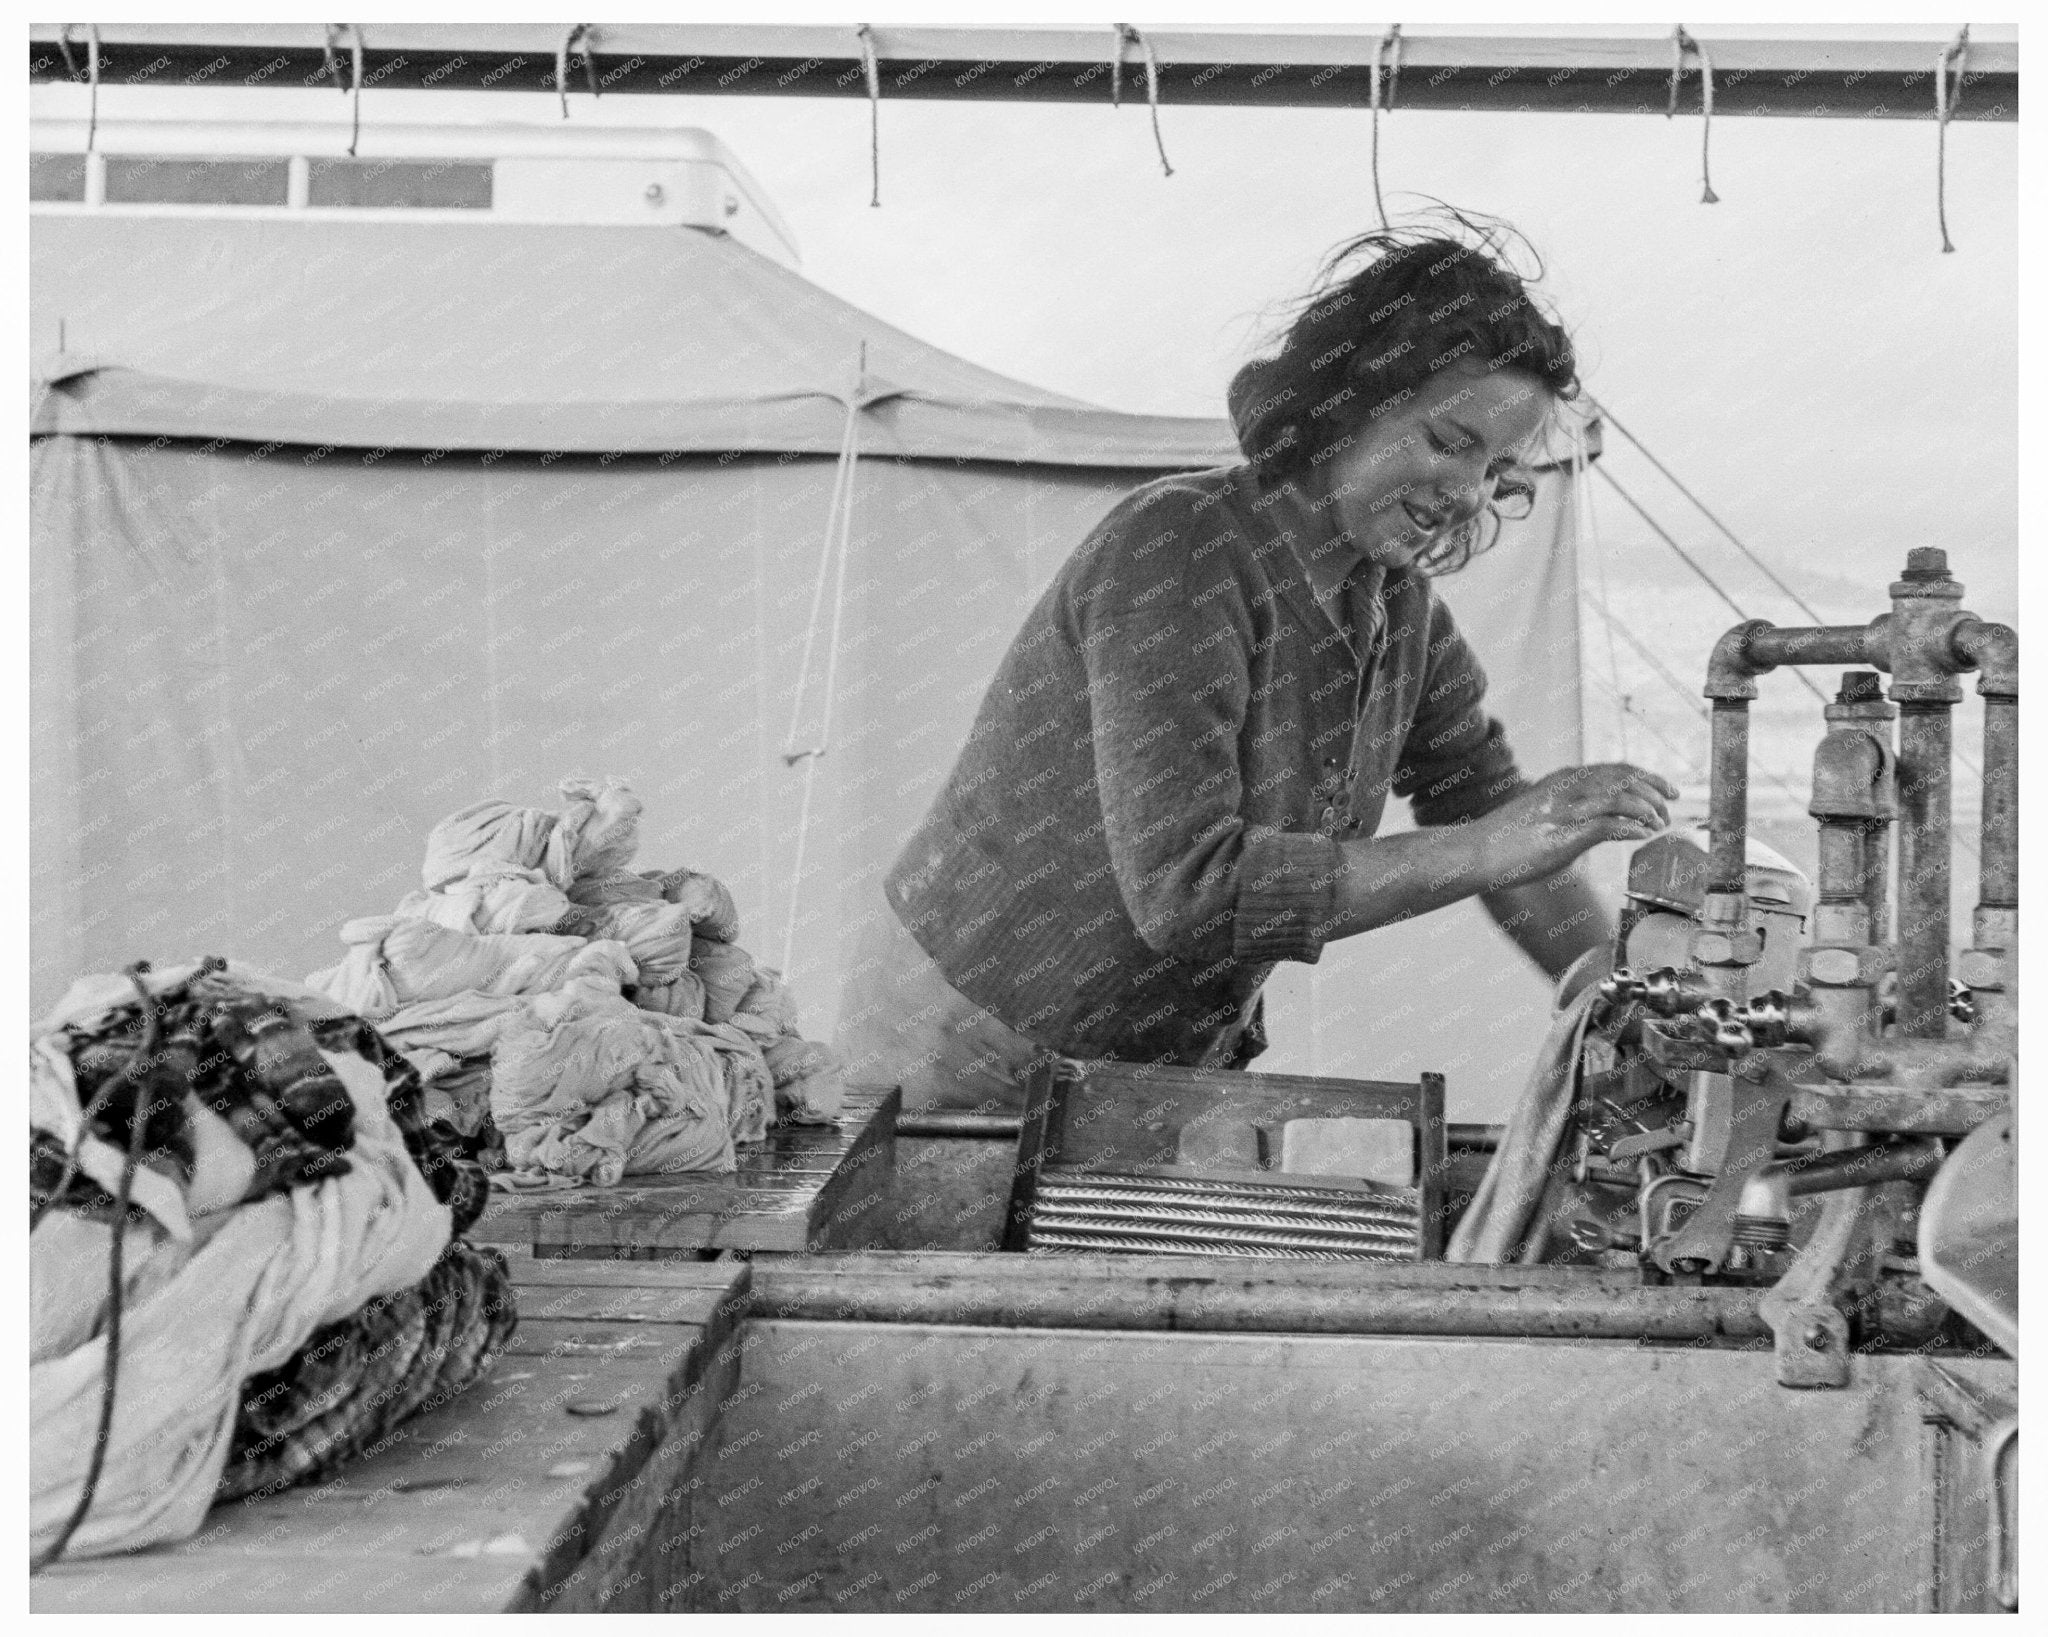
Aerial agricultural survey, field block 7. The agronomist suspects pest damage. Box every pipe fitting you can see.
[1808,729,1889,821]
[1838,1033,2010,1090]
[1703,621,1899,702]
[1803,946,1886,987]
[1884,549,1971,706]
[1735,1137,1945,1237]
[1692,926,1763,967]
[1972,904,2017,954]
[1599,965,1712,1017]
[1951,618,2017,697]
[1735,1168,1794,1238]
[1704,619,1777,701]
[1825,670,1891,714]
[1700,889,1749,928]
[1955,948,2007,993]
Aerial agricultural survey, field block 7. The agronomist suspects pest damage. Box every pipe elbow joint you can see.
[1808,730,1886,820]
[1705,619,1776,701]
[1953,619,2017,697]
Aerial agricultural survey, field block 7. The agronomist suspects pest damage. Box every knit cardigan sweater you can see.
[884,462,1529,1066]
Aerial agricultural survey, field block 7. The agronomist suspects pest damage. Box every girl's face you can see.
[1311,364,1554,573]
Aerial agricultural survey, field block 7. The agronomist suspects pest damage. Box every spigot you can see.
[1595,966,1643,1009]
[1697,997,1753,1053]
[1736,990,1794,1047]
[1599,966,1715,1018]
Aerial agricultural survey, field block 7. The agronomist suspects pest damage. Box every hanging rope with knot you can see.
[1668,26,1719,203]
[1935,25,1971,253]
[559,23,601,120]
[855,24,882,207]
[324,24,365,157]
[1111,23,1174,178]
[29,960,195,1574]
[57,24,102,153]
[1370,24,1403,229]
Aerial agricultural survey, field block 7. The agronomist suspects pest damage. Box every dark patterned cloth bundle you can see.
[30,963,514,1504]
[34,970,360,1220]
[212,1005,513,1498]
[215,1239,517,1501]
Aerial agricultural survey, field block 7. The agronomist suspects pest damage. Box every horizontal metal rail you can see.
[26,26,2017,121]
[896,1111,1505,1151]
[749,1251,1773,1341]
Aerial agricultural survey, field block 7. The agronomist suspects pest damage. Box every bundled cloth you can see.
[489,961,740,1184]
[1444,986,1601,1265]
[304,776,846,1191]
[216,1239,515,1502]
[30,960,512,1562]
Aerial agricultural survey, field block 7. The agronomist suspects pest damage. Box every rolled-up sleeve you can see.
[1392,594,1530,827]
[1081,590,1344,970]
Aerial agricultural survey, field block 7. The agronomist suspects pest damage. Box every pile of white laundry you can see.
[306,777,846,1188]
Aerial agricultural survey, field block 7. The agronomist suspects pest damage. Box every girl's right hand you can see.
[1473,763,1679,890]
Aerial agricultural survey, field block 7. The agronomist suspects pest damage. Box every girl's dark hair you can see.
[1227,205,1578,573]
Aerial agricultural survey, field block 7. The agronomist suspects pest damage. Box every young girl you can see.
[840,214,1674,1112]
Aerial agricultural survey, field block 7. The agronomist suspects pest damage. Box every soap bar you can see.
[1176,1114,1264,1173]
[1278,1117,1414,1187]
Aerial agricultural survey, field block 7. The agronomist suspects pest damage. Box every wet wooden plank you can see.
[513,1284,742,1328]
[471,1088,899,1258]
[800,1089,900,1250]
[33,1549,534,1615]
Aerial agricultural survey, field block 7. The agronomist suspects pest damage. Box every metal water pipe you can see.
[1950,616,2018,1070]
[1732,1136,1944,1250]
[1792,674,1893,1081]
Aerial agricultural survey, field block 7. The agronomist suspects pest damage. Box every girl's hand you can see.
[1473,763,1678,890]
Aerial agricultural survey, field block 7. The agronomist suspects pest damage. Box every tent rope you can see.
[1585,600,1833,812]
[1592,398,1984,785]
[856,24,882,206]
[1111,23,1175,178]
[325,24,365,156]
[1575,431,1821,805]
[1571,417,1630,761]
[780,361,868,975]
[1668,25,1720,203]
[1595,463,1832,714]
[58,24,101,152]
[1590,396,1827,623]
[1369,23,1403,229]
[1936,25,1970,253]
[559,23,600,119]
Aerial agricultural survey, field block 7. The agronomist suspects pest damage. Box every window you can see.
[102,156,291,206]
[30,153,88,202]
[307,158,493,209]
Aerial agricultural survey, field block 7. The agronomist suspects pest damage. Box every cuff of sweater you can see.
[1231,829,1346,965]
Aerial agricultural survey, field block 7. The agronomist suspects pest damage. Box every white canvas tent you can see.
[30,129,1592,1118]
